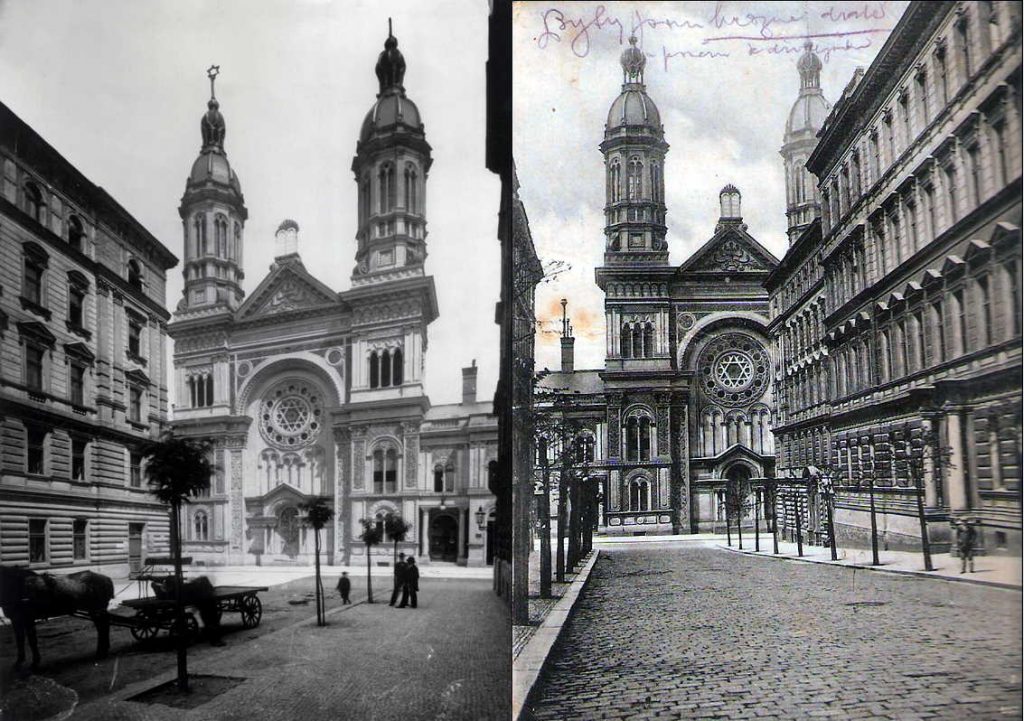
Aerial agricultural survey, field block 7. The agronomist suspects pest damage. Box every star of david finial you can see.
[207,65,221,99]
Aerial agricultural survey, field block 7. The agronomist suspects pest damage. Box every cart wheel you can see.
[170,614,200,639]
[240,595,262,629]
[130,623,158,642]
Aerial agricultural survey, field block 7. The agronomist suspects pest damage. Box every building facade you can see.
[536,38,780,536]
[772,0,1022,553]
[0,101,178,574]
[168,30,498,568]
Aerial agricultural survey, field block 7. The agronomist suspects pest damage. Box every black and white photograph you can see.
[0,1,509,719]
[510,2,1022,720]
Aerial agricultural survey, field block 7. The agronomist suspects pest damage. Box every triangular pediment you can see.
[255,481,310,508]
[236,258,340,321]
[678,226,780,275]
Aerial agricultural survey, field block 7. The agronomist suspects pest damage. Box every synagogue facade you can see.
[168,31,497,568]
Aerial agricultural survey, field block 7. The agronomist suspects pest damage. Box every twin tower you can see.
[175,26,432,316]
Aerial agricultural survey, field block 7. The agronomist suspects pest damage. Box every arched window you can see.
[627,157,643,200]
[369,351,379,388]
[127,259,143,290]
[632,324,643,358]
[193,510,209,541]
[609,159,621,203]
[215,215,228,257]
[620,323,631,358]
[575,434,595,464]
[625,417,639,461]
[650,163,661,202]
[404,164,418,213]
[639,417,652,461]
[380,348,392,387]
[643,322,654,358]
[392,348,403,385]
[379,163,395,213]
[233,222,242,262]
[384,448,397,494]
[374,511,386,539]
[24,182,43,223]
[372,449,385,493]
[194,213,208,256]
[433,464,445,492]
[68,215,85,252]
[630,480,650,511]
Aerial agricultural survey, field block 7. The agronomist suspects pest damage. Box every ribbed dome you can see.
[607,87,661,130]
[188,151,241,192]
[786,91,831,137]
[359,90,423,142]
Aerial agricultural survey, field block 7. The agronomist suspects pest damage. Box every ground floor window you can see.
[29,518,47,562]
[73,518,88,560]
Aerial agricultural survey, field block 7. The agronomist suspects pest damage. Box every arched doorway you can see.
[278,506,300,558]
[725,465,753,523]
[429,513,458,562]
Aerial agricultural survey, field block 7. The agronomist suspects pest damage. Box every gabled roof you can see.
[677,224,780,276]
[235,255,341,321]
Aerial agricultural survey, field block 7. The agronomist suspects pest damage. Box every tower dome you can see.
[785,42,831,138]
[605,36,661,132]
[358,23,426,144]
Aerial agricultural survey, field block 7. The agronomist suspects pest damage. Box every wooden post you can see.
[868,477,880,566]
[172,502,189,692]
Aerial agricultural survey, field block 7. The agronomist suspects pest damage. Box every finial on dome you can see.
[620,35,646,84]
[375,19,406,95]
[200,65,226,151]
[275,219,299,258]
[797,41,822,90]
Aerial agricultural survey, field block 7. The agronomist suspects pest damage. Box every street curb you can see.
[720,544,1023,591]
[512,550,600,721]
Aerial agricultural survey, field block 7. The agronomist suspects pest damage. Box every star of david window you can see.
[698,334,769,407]
[259,381,323,449]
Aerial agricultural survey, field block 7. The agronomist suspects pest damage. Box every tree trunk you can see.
[172,502,188,692]
[556,473,567,582]
[314,530,323,626]
[568,476,581,571]
[366,544,373,603]
[539,468,552,598]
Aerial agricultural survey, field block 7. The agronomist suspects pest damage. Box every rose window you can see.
[259,381,323,449]
[698,334,769,406]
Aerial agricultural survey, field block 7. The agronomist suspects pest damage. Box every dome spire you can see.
[200,64,226,152]
[620,35,646,85]
[375,18,406,95]
[797,41,822,91]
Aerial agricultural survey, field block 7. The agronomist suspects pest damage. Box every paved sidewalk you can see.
[725,537,1022,588]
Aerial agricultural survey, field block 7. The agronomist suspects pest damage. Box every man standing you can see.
[955,519,977,574]
[389,553,407,607]
[398,556,419,609]
[337,572,352,604]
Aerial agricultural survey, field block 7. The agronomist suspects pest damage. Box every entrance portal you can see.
[278,506,300,558]
[429,514,458,562]
[128,523,144,573]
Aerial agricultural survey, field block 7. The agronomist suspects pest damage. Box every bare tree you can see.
[358,519,383,603]
[301,498,334,626]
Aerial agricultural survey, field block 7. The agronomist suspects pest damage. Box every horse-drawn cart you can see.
[102,585,268,642]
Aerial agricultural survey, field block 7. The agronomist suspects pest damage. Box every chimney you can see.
[560,298,575,373]
[462,360,477,405]
[275,219,299,259]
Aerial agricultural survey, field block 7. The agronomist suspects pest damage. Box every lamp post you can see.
[866,472,880,567]
[475,505,486,530]
[820,470,838,561]
[754,485,761,552]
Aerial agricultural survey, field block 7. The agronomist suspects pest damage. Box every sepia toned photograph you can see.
[511,2,1022,720]
[0,1,509,719]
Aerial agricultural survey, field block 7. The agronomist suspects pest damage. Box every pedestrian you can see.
[389,552,407,607]
[336,572,352,604]
[398,556,418,609]
[955,518,977,574]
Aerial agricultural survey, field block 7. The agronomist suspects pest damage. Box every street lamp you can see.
[475,505,487,530]
[438,495,447,511]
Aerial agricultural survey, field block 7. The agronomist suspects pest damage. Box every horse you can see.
[151,575,224,645]
[0,565,113,670]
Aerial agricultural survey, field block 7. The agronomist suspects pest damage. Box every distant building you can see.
[0,101,178,574]
[772,0,1022,554]
[535,37,779,536]
[168,29,498,568]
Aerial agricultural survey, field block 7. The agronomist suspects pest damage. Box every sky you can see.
[513,0,909,372]
[0,0,500,407]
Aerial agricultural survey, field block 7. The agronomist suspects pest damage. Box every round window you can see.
[698,333,769,406]
[258,381,323,449]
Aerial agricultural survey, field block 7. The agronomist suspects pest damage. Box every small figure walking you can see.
[389,553,407,607]
[337,572,352,604]
[955,518,977,574]
[398,556,419,609]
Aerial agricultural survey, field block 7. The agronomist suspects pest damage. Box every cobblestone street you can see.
[522,543,1022,721]
[1,577,509,721]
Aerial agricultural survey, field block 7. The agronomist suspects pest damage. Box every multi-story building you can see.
[0,101,178,574]
[783,0,1022,553]
[535,37,780,536]
[168,28,498,568]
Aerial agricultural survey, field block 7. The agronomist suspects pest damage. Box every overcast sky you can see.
[0,0,499,407]
[514,0,908,371]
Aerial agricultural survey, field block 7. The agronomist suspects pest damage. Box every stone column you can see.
[946,409,969,512]
[223,435,246,563]
[334,427,351,564]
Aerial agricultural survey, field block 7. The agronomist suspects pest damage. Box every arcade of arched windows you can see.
[368,345,404,389]
[778,427,830,473]
[697,405,773,457]
[623,407,656,462]
[626,474,654,512]
[378,163,396,214]
[828,234,1020,401]
[432,458,455,493]
[258,446,326,494]
[780,302,826,370]
[778,362,830,423]
[188,371,214,408]
[620,320,655,359]
[370,442,400,495]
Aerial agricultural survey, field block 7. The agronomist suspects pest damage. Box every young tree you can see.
[142,434,214,693]
[384,513,412,566]
[358,518,383,603]
[301,498,334,626]
[724,476,753,550]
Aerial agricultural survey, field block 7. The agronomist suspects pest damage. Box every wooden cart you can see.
[112,585,268,642]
